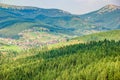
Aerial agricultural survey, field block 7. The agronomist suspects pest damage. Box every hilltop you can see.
[80,4,120,31]
[98,4,120,14]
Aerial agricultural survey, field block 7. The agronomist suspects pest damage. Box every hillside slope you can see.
[48,30,120,49]
[0,40,120,80]
[73,30,120,42]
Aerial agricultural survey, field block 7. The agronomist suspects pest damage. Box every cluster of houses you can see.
[0,37,67,49]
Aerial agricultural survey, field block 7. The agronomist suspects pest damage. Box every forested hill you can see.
[0,40,120,80]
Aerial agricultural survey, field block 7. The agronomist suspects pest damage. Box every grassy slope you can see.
[48,30,120,49]
[0,45,21,52]
[73,30,120,42]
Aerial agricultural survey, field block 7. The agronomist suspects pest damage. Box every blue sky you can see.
[0,0,120,14]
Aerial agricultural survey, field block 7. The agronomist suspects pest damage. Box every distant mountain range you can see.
[80,4,120,31]
[0,3,120,40]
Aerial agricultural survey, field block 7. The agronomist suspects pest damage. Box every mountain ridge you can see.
[97,4,120,14]
[0,3,120,47]
[0,3,120,14]
[0,3,39,9]
[0,3,72,17]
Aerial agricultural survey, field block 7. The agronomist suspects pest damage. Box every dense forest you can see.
[0,40,120,80]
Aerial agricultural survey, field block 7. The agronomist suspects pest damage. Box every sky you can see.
[0,0,120,14]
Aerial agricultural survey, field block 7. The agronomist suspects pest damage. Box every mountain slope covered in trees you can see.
[0,40,120,80]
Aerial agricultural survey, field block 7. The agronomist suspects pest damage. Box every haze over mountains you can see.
[0,3,120,48]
